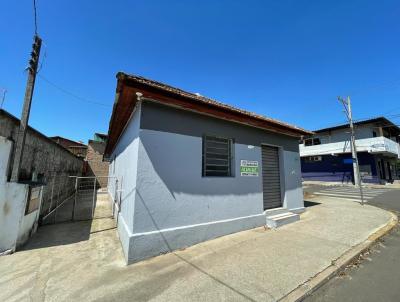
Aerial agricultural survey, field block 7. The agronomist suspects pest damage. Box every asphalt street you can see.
[303,184,400,302]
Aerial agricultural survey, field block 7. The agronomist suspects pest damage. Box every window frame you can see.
[202,135,234,177]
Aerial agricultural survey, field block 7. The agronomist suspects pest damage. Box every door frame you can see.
[260,143,286,211]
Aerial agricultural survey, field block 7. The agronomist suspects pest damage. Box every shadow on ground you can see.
[21,220,93,251]
[304,200,321,208]
[21,191,115,251]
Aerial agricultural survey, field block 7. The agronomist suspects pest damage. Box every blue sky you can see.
[1,0,400,143]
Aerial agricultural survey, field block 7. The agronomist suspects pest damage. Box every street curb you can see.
[279,211,398,302]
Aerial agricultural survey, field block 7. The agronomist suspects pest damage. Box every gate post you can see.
[48,173,55,214]
[54,175,61,224]
[113,178,118,217]
[71,177,78,221]
[91,178,97,218]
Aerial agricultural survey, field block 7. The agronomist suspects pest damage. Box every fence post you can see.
[91,177,96,218]
[113,178,118,217]
[54,174,61,224]
[71,177,78,221]
[48,173,55,214]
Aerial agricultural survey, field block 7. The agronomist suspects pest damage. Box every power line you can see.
[349,79,400,97]
[352,113,400,123]
[36,42,47,74]
[0,88,7,109]
[37,74,111,108]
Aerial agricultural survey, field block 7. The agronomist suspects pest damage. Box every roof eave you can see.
[105,73,313,156]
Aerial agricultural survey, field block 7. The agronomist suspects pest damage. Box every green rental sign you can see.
[240,160,259,176]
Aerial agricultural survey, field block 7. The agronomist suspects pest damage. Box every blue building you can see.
[104,73,311,263]
[300,118,400,184]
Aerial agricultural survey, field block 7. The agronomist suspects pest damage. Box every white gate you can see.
[41,176,119,225]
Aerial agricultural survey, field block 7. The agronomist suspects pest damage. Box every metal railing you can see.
[40,175,119,225]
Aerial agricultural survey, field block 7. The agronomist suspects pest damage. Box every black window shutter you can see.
[202,136,232,177]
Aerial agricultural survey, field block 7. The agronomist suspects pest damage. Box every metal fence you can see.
[40,174,118,225]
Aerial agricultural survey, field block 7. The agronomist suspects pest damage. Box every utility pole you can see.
[338,96,365,205]
[10,35,42,182]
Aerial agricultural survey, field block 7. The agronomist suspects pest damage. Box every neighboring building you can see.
[85,134,109,188]
[50,136,88,158]
[300,117,400,184]
[93,132,108,143]
[105,72,311,264]
[0,109,83,253]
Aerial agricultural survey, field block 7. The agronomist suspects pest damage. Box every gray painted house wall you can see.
[110,101,304,264]
[108,104,141,256]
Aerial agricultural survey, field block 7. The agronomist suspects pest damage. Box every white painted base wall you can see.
[0,136,42,253]
[118,211,265,263]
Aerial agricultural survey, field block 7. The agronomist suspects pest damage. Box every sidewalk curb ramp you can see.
[279,211,398,302]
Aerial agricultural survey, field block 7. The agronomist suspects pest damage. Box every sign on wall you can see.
[240,160,259,176]
[25,186,42,215]
[343,158,356,164]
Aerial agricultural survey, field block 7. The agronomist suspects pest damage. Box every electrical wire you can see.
[36,42,46,74]
[37,74,111,108]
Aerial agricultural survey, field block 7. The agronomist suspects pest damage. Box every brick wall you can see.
[85,140,109,187]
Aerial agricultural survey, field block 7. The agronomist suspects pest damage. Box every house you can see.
[0,109,83,253]
[52,134,109,187]
[93,132,108,143]
[105,72,312,264]
[300,117,400,184]
[50,136,88,158]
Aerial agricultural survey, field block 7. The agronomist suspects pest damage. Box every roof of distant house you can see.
[94,133,108,139]
[314,117,400,134]
[50,136,87,147]
[105,72,313,156]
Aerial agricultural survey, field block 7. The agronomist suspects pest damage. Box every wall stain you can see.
[3,201,10,216]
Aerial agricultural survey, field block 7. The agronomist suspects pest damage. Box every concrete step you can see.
[264,207,289,217]
[266,212,300,229]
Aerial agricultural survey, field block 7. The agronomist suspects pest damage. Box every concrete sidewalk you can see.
[0,198,394,302]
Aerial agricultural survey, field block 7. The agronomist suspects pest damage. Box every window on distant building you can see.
[373,131,377,137]
[313,138,321,145]
[304,139,313,146]
[304,138,321,146]
[202,135,233,177]
[305,156,322,163]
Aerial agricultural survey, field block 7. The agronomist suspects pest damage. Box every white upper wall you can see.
[108,103,142,231]
[314,127,375,144]
[0,137,31,253]
[300,136,400,158]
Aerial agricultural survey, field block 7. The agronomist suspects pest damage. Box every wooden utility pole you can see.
[338,96,365,205]
[10,35,42,182]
